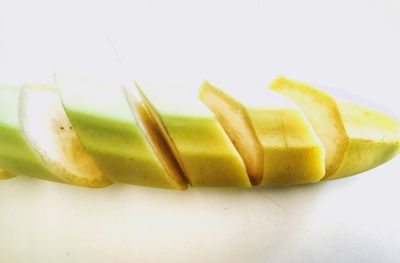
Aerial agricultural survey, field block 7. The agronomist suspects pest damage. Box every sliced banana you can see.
[200,80,325,186]
[0,83,59,182]
[270,76,400,179]
[19,84,111,187]
[55,74,187,189]
[134,82,251,187]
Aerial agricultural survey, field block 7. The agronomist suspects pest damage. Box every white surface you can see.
[1,0,400,262]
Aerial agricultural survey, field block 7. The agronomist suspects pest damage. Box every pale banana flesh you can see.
[55,74,187,189]
[0,83,62,182]
[199,81,325,186]
[20,84,111,187]
[0,82,110,187]
[135,82,251,187]
[270,77,400,180]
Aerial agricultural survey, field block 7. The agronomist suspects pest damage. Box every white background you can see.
[0,0,400,262]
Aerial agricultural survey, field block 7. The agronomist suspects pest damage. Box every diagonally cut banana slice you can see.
[19,84,112,187]
[270,76,400,180]
[199,80,325,186]
[55,73,187,189]
[0,83,61,182]
[134,82,251,187]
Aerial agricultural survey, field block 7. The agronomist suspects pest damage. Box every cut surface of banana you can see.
[20,84,111,187]
[200,80,325,186]
[270,76,400,180]
[56,74,187,189]
[135,82,251,187]
[0,83,60,182]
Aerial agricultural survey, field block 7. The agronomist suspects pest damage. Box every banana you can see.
[0,75,398,188]
[199,80,325,186]
[55,74,187,189]
[270,77,400,180]
[134,82,251,187]
[0,82,110,187]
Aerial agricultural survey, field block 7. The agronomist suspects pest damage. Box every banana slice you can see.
[0,82,110,187]
[270,77,400,180]
[199,80,325,186]
[55,74,187,189]
[0,83,59,182]
[20,84,111,187]
[0,169,15,179]
[134,82,251,187]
